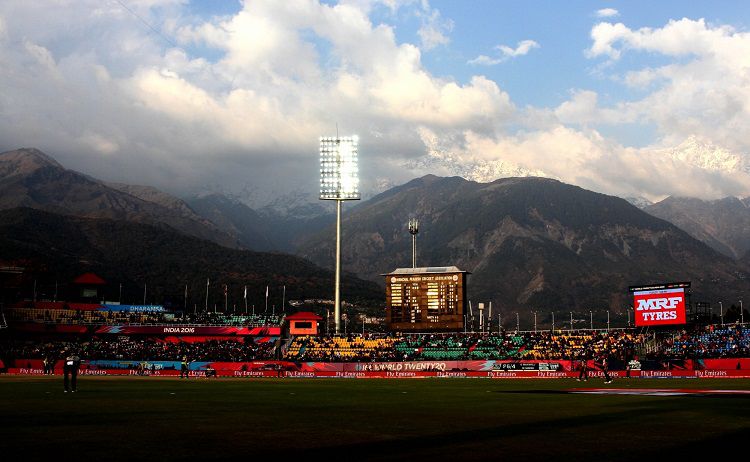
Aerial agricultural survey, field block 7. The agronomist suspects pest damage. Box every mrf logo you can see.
[634,288,687,326]
[636,297,683,311]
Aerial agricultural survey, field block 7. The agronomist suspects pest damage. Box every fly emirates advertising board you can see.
[633,287,687,327]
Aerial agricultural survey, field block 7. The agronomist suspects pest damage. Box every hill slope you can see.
[299,176,750,313]
[645,196,750,259]
[0,207,382,309]
[0,148,240,248]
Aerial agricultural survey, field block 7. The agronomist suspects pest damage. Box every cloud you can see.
[416,4,453,50]
[468,39,539,65]
[413,127,750,201]
[596,8,619,18]
[587,18,740,60]
[1,1,749,205]
[0,0,513,199]
[498,39,540,57]
[585,17,750,154]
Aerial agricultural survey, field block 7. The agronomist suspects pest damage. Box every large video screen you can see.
[633,287,687,326]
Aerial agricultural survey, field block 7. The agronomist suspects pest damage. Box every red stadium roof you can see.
[286,311,323,321]
[73,272,106,285]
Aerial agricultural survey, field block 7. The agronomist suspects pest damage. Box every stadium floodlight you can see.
[319,135,360,201]
[319,135,361,334]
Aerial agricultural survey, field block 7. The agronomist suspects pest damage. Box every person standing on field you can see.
[63,351,81,392]
[601,354,613,384]
[577,349,589,382]
[180,355,189,378]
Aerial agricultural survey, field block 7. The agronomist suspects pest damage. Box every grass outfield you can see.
[1,376,749,461]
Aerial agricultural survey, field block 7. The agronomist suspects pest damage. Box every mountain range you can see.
[0,148,241,249]
[645,196,750,260]
[299,175,750,313]
[3,146,750,319]
[0,207,382,310]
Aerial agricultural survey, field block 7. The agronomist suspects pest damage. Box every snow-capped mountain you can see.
[405,149,548,183]
[655,135,748,173]
[625,197,654,209]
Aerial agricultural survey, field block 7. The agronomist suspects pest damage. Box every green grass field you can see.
[1,376,749,461]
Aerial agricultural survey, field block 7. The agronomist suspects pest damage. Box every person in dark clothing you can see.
[600,355,613,384]
[577,350,589,382]
[63,352,81,392]
[180,356,189,378]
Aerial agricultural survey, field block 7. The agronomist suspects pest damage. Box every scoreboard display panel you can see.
[385,267,468,331]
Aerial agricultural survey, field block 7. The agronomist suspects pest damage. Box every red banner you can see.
[10,323,280,336]
[634,288,687,326]
[94,325,280,336]
[6,368,750,379]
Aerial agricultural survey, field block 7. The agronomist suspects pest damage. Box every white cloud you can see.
[0,0,513,198]
[596,8,619,18]
[467,55,502,66]
[416,5,453,50]
[587,18,743,60]
[414,127,750,201]
[1,1,749,204]
[585,18,750,154]
[468,39,539,65]
[498,39,540,58]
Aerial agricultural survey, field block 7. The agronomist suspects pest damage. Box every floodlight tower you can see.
[319,135,360,334]
[408,218,419,268]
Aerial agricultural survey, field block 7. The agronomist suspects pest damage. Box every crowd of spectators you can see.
[283,330,646,362]
[286,335,402,362]
[284,327,746,362]
[4,307,282,327]
[1,337,278,363]
[1,325,748,364]
[658,325,750,359]
[521,330,641,361]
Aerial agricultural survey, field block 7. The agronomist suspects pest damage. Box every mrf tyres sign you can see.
[633,287,687,326]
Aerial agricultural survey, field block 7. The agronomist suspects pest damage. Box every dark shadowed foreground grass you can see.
[1,376,749,461]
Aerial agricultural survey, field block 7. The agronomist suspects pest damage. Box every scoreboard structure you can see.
[384,266,469,332]
[629,281,690,327]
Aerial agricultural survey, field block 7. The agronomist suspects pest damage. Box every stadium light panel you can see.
[319,136,360,201]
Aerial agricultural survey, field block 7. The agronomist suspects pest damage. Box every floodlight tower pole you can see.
[334,198,342,335]
[319,134,359,335]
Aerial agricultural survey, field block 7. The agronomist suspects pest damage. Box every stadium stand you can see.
[1,337,278,363]
[4,306,282,327]
[660,326,750,358]
[1,297,748,365]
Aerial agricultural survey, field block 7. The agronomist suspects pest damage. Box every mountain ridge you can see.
[299,175,750,313]
[0,148,241,249]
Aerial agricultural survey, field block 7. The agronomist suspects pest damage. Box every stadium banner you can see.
[101,304,165,312]
[348,360,566,372]
[9,323,281,336]
[93,325,281,335]
[633,287,687,326]
[7,368,750,379]
[698,358,750,370]
[6,358,737,374]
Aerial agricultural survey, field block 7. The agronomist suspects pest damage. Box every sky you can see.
[1,0,750,204]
